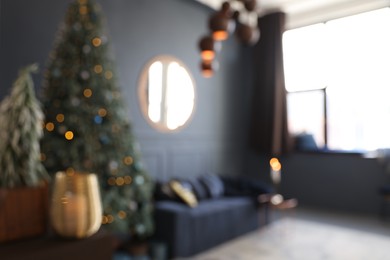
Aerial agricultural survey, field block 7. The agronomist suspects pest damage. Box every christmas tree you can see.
[0,64,49,188]
[40,0,154,239]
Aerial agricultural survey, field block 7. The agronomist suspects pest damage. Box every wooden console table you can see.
[0,230,113,260]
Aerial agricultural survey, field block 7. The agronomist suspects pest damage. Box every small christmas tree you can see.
[40,0,154,239]
[0,64,49,188]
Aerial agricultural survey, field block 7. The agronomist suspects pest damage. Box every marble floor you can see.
[189,208,390,260]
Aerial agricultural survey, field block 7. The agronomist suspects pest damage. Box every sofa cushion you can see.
[188,178,208,201]
[221,176,273,197]
[154,180,181,202]
[294,133,318,151]
[199,174,224,199]
[170,180,198,208]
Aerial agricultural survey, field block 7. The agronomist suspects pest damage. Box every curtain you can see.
[250,12,292,156]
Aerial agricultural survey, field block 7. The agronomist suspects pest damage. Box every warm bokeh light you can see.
[104,71,113,79]
[118,211,127,219]
[123,156,133,165]
[45,122,55,131]
[83,88,93,98]
[115,177,124,186]
[102,215,108,224]
[94,64,103,74]
[201,50,215,61]
[201,69,213,78]
[270,157,282,171]
[270,157,278,166]
[98,108,107,117]
[56,113,65,123]
[124,176,132,185]
[92,37,102,47]
[107,214,114,223]
[212,31,228,41]
[65,131,74,140]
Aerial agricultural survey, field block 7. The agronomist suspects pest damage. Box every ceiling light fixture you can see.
[200,61,214,78]
[198,35,216,61]
[208,2,234,41]
[198,0,260,77]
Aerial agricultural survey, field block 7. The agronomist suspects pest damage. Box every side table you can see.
[258,194,298,224]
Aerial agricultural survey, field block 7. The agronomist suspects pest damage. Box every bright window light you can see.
[148,61,163,123]
[166,62,195,130]
[283,8,390,151]
[146,60,195,130]
[287,90,325,147]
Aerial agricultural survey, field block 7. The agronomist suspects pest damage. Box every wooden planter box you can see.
[0,185,49,243]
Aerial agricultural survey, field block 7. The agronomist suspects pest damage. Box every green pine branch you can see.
[0,64,49,188]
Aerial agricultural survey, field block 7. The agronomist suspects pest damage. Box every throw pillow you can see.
[294,133,318,151]
[199,174,224,199]
[177,179,193,191]
[188,178,208,201]
[169,180,198,208]
[154,180,181,202]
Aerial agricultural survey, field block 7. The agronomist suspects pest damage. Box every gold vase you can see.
[50,171,102,239]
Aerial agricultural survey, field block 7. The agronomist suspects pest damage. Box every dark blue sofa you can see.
[152,175,272,258]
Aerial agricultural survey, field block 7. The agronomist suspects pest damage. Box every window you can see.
[138,55,196,132]
[283,8,390,151]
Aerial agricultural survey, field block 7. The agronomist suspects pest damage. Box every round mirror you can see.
[138,55,196,132]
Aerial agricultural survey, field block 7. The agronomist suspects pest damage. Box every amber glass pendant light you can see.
[197,0,260,77]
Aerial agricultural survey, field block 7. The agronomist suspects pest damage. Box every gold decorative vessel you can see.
[50,171,102,239]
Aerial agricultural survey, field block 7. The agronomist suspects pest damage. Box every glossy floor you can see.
[191,207,390,260]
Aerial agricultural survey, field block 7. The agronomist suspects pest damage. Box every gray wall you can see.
[245,152,388,215]
[0,0,253,180]
[279,153,386,214]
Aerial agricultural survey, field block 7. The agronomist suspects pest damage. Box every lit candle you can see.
[269,157,282,185]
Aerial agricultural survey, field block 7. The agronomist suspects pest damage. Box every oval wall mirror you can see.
[138,55,196,132]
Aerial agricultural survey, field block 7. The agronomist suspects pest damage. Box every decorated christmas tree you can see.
[0,64,49,188]
[40,0,154,240]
